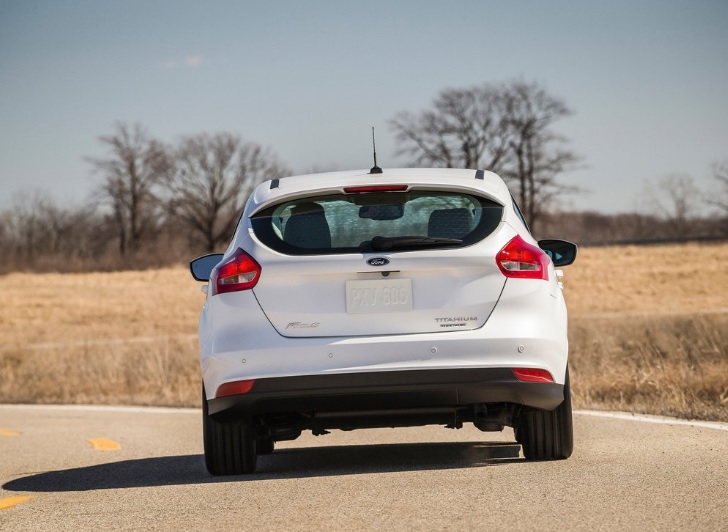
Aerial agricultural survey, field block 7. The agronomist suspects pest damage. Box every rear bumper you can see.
[200,277,570,400]
[208,368,564,423]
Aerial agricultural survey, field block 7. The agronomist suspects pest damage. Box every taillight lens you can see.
[513,368,554,383]
[210,248,261,295]
[496,235,550,280]
[216,379,255,398]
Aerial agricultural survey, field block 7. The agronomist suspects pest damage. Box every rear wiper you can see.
[369,235,463,251]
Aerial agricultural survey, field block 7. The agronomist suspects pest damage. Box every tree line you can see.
[1,80,726,273]
[1,125,289,273]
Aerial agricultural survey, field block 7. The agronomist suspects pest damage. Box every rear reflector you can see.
[343,185,409,193]
[216,379,256,398]
[496,235,550,280]
[513,368,554,383]
[210,248,261,295]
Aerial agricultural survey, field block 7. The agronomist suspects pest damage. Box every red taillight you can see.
[343,185,409,193]
[215,379,255,398]
[210,248,261,295]
[496,235,550,280]
[513,368,554,383]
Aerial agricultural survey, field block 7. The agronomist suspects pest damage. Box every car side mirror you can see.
[538,239,577,267]
[190,253,224,281]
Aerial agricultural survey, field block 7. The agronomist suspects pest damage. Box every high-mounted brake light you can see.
[216,379,255,398]
[496,235,550,281]
[343,185,409,193]
[210,248,261,295]
[513,368,554,383]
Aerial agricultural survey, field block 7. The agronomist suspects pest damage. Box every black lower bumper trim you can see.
[208,368,564,424]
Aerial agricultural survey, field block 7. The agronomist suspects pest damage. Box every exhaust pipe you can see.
[473,404,505,432]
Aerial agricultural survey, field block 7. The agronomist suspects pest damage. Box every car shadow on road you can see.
[2,441,523,492]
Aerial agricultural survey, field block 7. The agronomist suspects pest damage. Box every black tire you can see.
[513,425,524,445]
[517,369,573,461]
[256,437,275,455]
[202,385,258,475]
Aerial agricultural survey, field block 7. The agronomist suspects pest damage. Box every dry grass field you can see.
[564,244,728,421]
[1,243,727,420]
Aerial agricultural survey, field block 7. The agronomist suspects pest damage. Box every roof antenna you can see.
[369,127,383,174]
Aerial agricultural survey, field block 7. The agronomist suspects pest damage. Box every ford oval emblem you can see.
[367,257,390,267]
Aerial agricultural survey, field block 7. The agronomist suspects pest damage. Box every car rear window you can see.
[250,190,503,255]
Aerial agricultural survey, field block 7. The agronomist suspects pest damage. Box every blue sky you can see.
[1,0,726,213]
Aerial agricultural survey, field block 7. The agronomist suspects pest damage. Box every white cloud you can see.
[161,55,204,69]
[184,55,204,67]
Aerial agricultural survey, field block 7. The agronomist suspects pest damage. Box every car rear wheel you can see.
[256,437,275,455]
[517,368,573,460]
[513,425,524,445]
[202,385,257,475]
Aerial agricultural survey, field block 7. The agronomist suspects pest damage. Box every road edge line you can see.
[574,409,728,432]
[0,404,726,431]
[0,404,199,415]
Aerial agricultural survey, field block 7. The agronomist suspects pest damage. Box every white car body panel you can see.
[246,168,509,217]
[197,168,569,400]
[247,225,512,337]
[199,273,568,401]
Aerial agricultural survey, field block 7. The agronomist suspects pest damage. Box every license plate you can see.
[346,279,413,314]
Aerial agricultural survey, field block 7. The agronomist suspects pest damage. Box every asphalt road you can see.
[1,405,726,531]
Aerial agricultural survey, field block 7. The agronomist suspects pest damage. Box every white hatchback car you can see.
[190,167,577,475]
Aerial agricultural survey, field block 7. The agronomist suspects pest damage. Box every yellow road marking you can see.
[0,496,32,511]
[0,429,20,436]
[87,437,121,450]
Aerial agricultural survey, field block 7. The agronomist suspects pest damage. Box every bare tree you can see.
[643,173,702,238]
[89,123,171,256]
[3,190,52,264]
[709,160,728,214]
[389,80,578,232]
[166,133,287,252]
[390,85,513,170]
[0,191,104,272]
[498,81,579,231]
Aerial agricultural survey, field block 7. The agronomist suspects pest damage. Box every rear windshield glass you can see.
[250,190,503,255]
